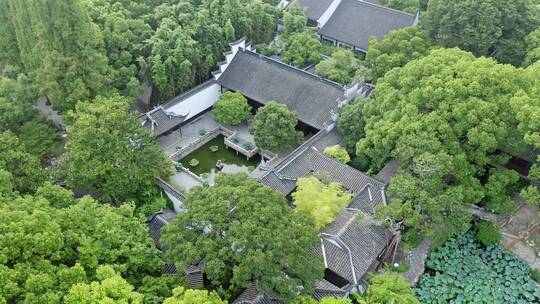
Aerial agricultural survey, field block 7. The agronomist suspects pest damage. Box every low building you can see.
[293,0,419,53]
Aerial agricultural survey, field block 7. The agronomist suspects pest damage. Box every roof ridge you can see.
[356,0,415,17]
[309,147,385,187]
[241,49,344,89]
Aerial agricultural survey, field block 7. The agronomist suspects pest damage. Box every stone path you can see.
[402,238,432,286]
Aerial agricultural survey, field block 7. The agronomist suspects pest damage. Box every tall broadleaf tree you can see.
[162,173,324,300]
[64,95,170,203]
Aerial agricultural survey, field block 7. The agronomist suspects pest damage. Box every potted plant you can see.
[175,144,182,151]
[189,158,199,167]
[198,128,207,136]
[175,162,184,172]
[231,136,240,144]
[243,142,253,150]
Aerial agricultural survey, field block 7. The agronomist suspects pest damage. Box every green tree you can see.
[163,287,226,304]
[137,275,185,304]
[323,145,351,164]
[213,92,252,125]
[18,119,58,160]
[283,32,322,66]
[283,0,307,36]
[360,48,532,242]
[64,95,170,203]
[381,0,419,13]
[524,28,540,66]
[315,49,359,84]
[338,98,366,154]
[64,265,144,304]
[474,221,501,246]
[6,0,113,111]
[423,0,539,66]
[292,296,351,304]
[0,131,45,193]
[0,188,164,304]
[249,101,303,150]
[482,168,520,214]
[358,273,419,304]
[0,74,38,133]
[292,176,352,229]
[364,26,432,83]
[512,62,540,205]
[162,173,324,300]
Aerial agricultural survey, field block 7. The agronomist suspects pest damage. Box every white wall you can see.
[165,82,222,120]
[317,0,342,28]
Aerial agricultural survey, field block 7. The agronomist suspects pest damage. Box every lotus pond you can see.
[180,135,261,183]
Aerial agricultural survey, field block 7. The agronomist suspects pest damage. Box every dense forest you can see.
[0,0,539,303]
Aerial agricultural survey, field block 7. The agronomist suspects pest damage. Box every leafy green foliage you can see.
[18,119,58,160]
[0,190,163,304]
[163,286,226,304]
[162,173,324,300]
[512,62,540,205]
[137,275,185,304]
[358,273,419,304]
[364,26,432,83]
[5,0,113,111]
[323,145,351,164]
[292,296,351,303]
[213,91,252,125]
[525,27,540,66]
[474,221,501,247]
[292,176,352,229]
[337,98,365,154]
[0,131,46,193]
[381,0,419,13]
[482,169,519,214]
[283,0,307,37]
[315,49,359,84]
[423,0,539,66]
[64,265,144,304]
[64,95,170,203]
[532,269,540,283]
[361,48,534,242]
[283,32,322,66]
[249,101,303,150]
[415,232,540,303]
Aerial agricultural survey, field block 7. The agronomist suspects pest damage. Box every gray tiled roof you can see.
[321,209,390,285]
[147,207,177,248]
[156,177,186,202]
[313,279,348,300]
[233,282,281,304]
[260,147,385,208]
[141,106,187,136]
[216,50,345,130]
[297,0,334,21]
[319,0,416,51]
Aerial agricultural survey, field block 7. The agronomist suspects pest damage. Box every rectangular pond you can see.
[180,135,261,183]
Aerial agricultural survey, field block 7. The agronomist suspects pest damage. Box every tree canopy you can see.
[249,101,303,151]
[315,49,360,84]
[364,26,432,83]
[381,0,419,13]
[423,0,540,66]
[338,98,366,154]
[213,91,252,126]
[358,273,419,304]
[292,175,352,229]
[64,95,170,203]
[162,173,324,300]
[163,287,226,304]
[360,48,534,242]
[323,145,351,164]
[282,32,323,66]
[0,186,164,304]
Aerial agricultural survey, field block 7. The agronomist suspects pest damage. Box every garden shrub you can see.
[474,221,501,246]
[213,92,251,125]
[415,232,539,303]
[189,159,199,167]
[323,145,351,164]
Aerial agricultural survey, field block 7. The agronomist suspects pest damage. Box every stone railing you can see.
[224,131,259,159]
[171,126,235,161]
